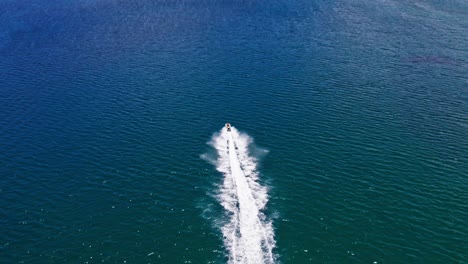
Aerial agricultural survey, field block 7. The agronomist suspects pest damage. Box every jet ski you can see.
[225,123,231,131]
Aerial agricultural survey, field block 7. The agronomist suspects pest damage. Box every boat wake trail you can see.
[210,126,275,264]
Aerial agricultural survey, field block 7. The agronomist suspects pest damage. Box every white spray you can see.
[210,126,275,264]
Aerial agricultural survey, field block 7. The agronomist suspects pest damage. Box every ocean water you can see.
[1,0,467,263]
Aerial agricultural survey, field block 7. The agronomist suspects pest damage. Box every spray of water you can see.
[209,126,275,264]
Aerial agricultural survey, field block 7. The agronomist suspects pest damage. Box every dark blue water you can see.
[1,0,467,263]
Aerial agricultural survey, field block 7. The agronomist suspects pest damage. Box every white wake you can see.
[210,126,275,264]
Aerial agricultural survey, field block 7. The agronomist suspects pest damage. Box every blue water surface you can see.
[1,0,467,263]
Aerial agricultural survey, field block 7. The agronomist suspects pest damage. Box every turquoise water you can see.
[1,0,467,263]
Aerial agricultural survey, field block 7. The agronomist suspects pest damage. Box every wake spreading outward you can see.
[210,124,275,264]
